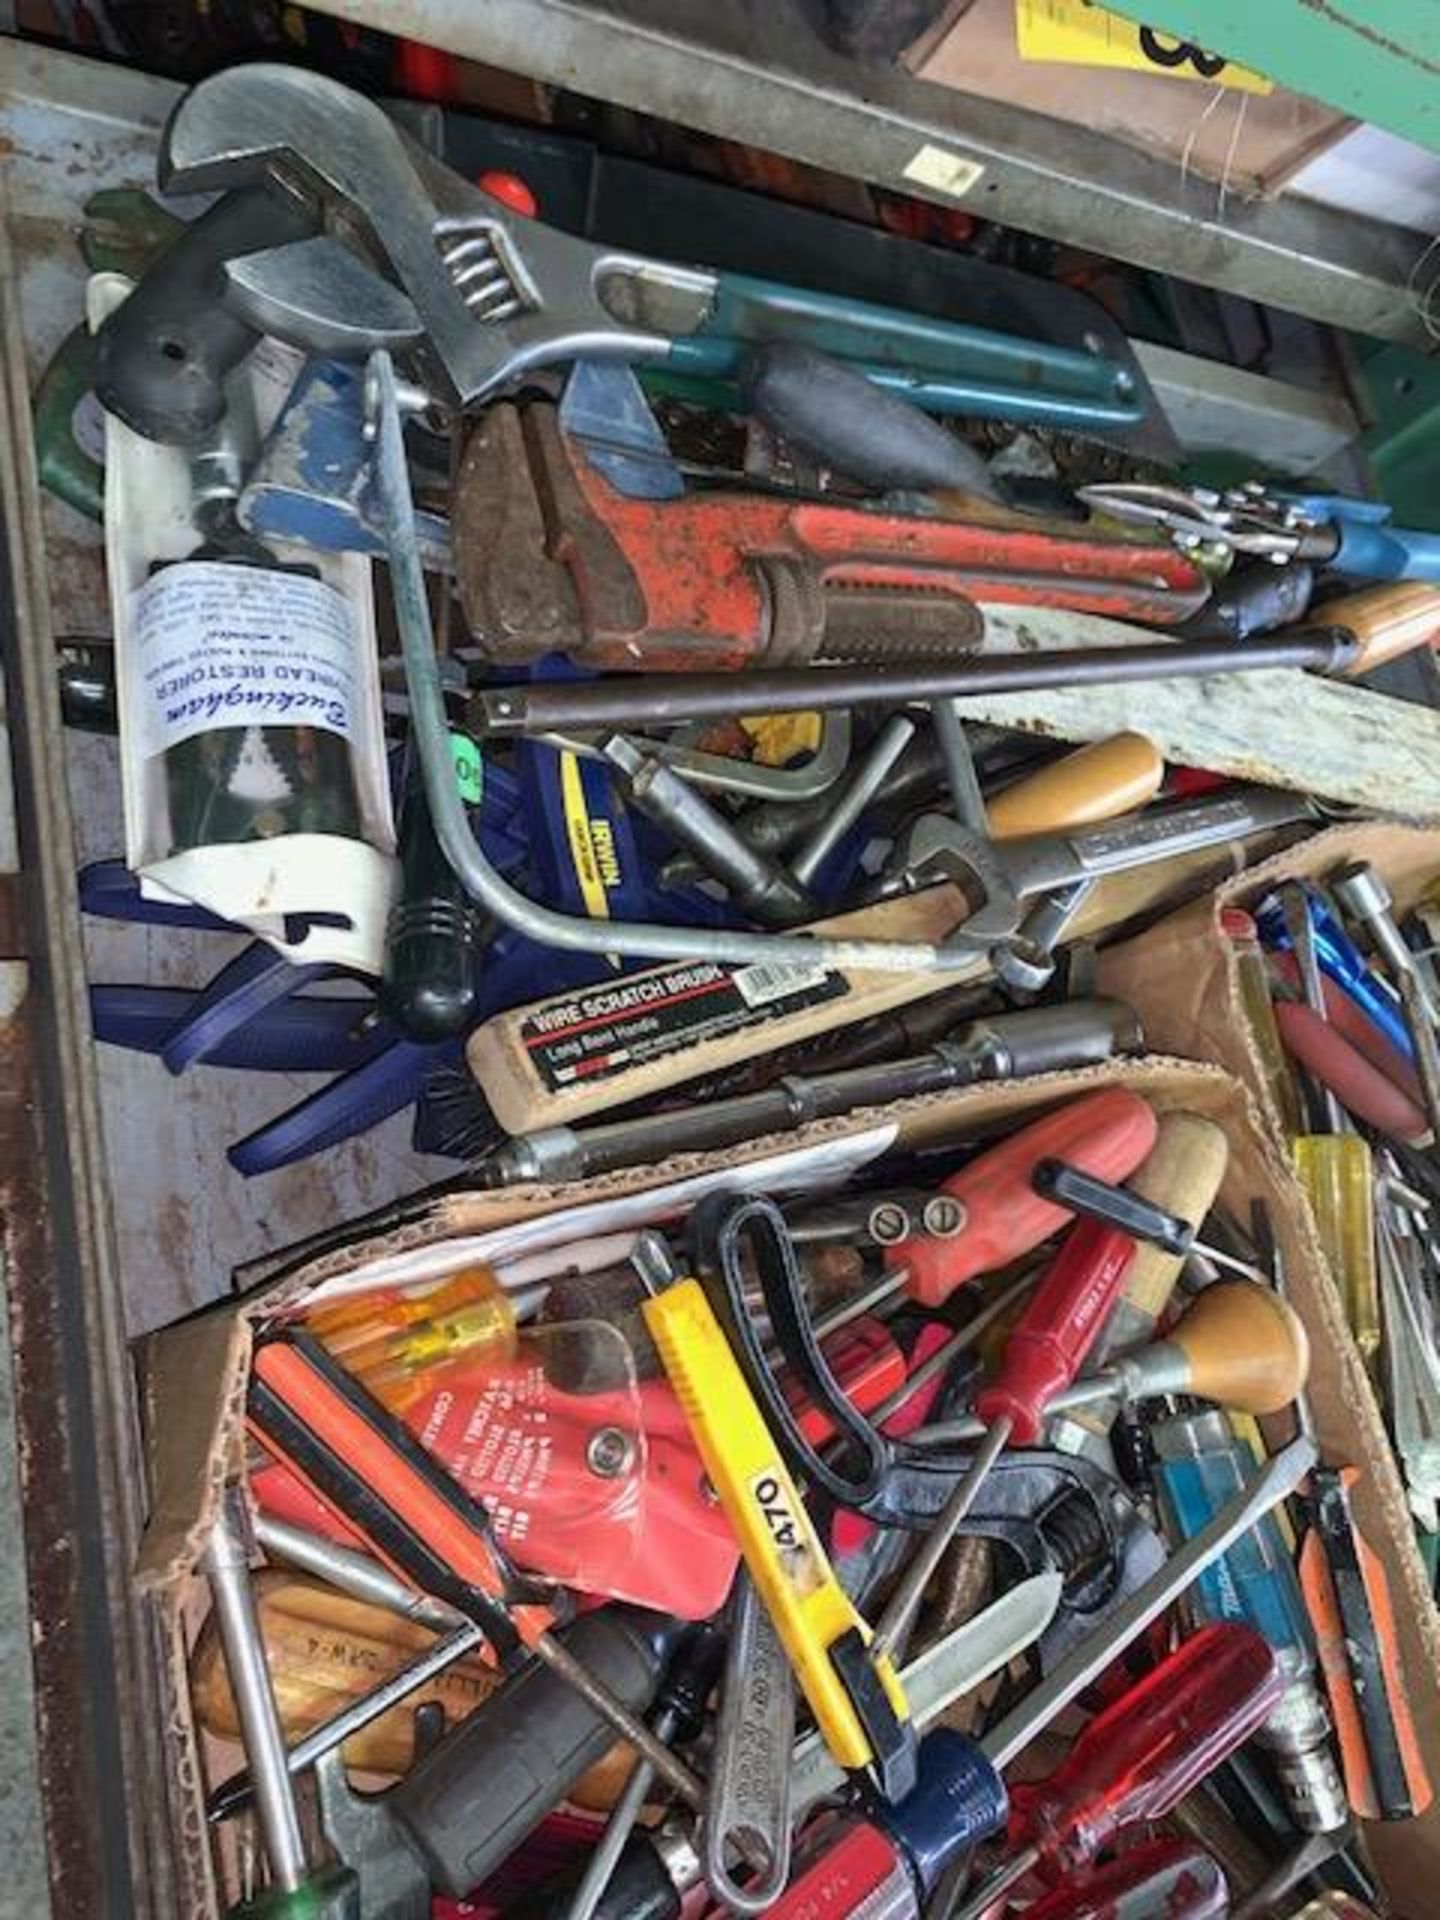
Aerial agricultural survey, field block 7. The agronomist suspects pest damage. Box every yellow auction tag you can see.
[1015,0,1273,93]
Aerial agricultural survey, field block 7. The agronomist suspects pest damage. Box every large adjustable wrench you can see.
[158,64,1149,428]
[889,785,1320,949]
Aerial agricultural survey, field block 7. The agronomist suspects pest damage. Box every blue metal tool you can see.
[239,357,452,563]
[1255,887,1413,1063]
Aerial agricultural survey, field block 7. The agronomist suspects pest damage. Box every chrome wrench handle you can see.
[704,1574,795,1914]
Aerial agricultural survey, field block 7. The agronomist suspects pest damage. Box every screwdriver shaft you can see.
[982,1437,1315,1770]
[872,1416,1011,1660]
[534,1631,705,1811]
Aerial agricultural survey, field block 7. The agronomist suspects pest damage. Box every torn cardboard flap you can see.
[1098,822,1440,1909]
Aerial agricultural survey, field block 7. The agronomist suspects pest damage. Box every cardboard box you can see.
[1097,822,1440,1907]
[906,0,1352,195]
[137,1052,1438,1913]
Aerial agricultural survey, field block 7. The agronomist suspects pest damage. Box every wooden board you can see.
[951,665,1440,816]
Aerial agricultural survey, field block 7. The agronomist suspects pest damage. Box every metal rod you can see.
[471,631,1357,736]
[981,1436,1315,1769]
[564,1750,659,1920]
[790,713,915,887]
[204,1492,308,1891]
[930,700,989,836]
[872,1418,1012,1660]
[254,1512,465,1631]
[866,1269,1036,1425]
[533,1630,705,1811]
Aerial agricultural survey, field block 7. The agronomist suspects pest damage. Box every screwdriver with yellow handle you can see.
[641,1275,915,1797]
[1278,882,1383,1375]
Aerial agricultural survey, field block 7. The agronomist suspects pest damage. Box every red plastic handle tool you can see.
[1018,1622,1281,1878]
[973,1217,1136,1443]
[1274,1000,1428,1142]
[886,1088,1157,1307]
[1021,1838,1228,1920]
[762,1822,906,1919]
[1270,950,1424,1107]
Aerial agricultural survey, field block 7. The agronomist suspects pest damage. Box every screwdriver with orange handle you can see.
[1258,1202,1433,1823]
[944,1622,1285,1920]
[246,1330,708,1813]
[878,1086,1159,1309]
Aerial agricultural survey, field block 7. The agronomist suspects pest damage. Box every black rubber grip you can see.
[740,341,998,498]
[94,184,315,444]
[390,1606,685,1897]
[503,1834,682,1920]
[1032,1157,1193,1257]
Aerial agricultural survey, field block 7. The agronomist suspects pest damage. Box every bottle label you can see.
[129,560,360,755]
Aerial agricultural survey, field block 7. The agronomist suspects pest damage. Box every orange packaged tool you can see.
[248,1329,554,1658]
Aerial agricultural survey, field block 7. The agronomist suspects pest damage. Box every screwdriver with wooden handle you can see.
[917,1277,1312,1446]
[984,731,1162,839]
[1317,581,1440,674]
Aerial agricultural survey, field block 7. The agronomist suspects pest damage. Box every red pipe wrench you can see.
[455,405,1208,672]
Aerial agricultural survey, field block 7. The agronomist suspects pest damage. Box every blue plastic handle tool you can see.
[79,859,237,932]
[91,985,393,1074]
[1255,889,1412,1061]
[228,1037,452,1176]
[160,940,337,1075]
[1153,1413,1313,1665]
[673,273,1144,432]
[1280,492,1440,584]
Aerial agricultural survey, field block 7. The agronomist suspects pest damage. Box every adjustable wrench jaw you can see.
[888,787,1322,956]
[161,64,710,411]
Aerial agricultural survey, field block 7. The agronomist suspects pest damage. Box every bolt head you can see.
[586,1426,637,1479]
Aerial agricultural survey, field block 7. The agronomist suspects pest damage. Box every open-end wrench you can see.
[885,786,1320,949]
[313,1751,430,1920]
[704,1573,796,1914]
[160,64,1147,431]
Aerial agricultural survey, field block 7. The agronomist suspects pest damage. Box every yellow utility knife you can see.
[643,1276,915,1796]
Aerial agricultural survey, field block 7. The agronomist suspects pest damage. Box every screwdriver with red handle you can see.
[945,1622,1283,1920]
[873,1212,1140,1658]
[868,1091,1157,1658]
[879,1087,1159,1309]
